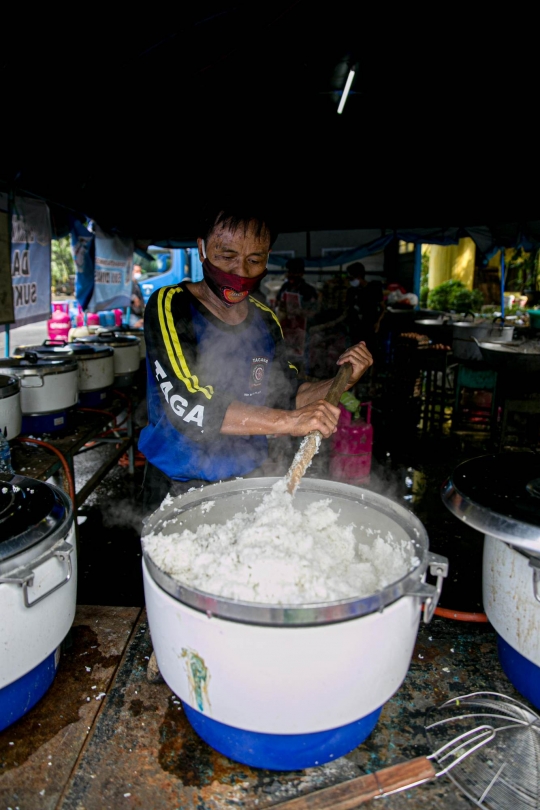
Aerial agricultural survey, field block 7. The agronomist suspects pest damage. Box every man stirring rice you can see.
[140,204,372,512]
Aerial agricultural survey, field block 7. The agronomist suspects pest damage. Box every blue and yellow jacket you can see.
[139,283,299,481]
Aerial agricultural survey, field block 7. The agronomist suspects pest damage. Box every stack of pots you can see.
[0,353,78,433]
[443,453,540,709]
[452,319,514,362]
[15,341,115,409]
[0,375,22,440]
[74,331,140,388]
[0,474,76,731]
[142,477,448,770]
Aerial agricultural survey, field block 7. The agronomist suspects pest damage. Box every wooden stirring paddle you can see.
[285,362,352,495]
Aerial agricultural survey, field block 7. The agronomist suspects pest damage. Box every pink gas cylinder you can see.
[114,309,124,326]
[86,312,100,327]
[329,402,373,484]
[47,304,71,342]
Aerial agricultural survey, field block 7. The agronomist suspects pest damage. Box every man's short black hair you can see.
[347,262,366,279]
[285,257,305,275]
[199,202,278,247]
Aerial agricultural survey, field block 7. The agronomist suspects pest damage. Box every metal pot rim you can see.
[442,476,540,553]
[0,475,74,571]
[143,477,441,627]
[0,358,78,376]
[0,375,20,399]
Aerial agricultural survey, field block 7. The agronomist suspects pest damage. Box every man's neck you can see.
[186,280,249,325]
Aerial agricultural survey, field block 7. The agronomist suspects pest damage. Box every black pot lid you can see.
[442,453,540,553]
[0,474,71,562]
[76,332,139,347]
[16,342,114,359]
[0,354,78,373]
[0,374,20,399]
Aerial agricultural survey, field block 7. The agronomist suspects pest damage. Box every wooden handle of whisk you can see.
[267,756,436,809]
[324,361,353,406]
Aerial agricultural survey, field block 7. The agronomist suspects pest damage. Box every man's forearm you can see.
[220,401,292,435]
[295,379,333,409]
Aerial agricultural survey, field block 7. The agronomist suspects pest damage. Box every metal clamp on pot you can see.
[404,552,449,623]
[0,539,73,608]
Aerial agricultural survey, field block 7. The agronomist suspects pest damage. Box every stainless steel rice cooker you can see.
[97,326,146,361]
[0,375,22,440]
[0,474,76,731]
[442,453,540,710]
[75,332,140,387]
[0,353,78,433]
[15,342,115,409]
[142,477,448,770]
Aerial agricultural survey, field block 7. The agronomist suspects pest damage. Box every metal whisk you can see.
[271,691,540,810]
[425,691,540,809]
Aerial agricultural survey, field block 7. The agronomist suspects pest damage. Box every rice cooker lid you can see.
[0,474,72,562]
[15,341,114,360]
[68,342,114,358]
[78,332,139,347]
[442,453,540,552]
[0,374,20,399]
[0,353,78,375]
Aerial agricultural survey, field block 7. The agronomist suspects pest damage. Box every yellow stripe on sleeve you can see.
[157,286,214,400]
[288,362,299,373]
[249,295,284,339]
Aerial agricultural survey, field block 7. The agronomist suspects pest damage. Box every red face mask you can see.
[202,257,268,307]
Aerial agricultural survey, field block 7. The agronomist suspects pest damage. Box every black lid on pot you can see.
[442,453,540,553]
[15,342,114,360]
[0,354,78,373]
[0,474,71,562]
[0,375,20,399]
[76,332,139,347]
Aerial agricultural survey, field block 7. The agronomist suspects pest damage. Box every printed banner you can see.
[0,207,14,326]
[10,196,52,327]
[70,219,96,310]
[87,224,133,312]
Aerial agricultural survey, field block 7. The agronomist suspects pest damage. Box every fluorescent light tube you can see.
[337,69,355,114]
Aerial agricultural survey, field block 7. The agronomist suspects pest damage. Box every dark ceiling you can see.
[2,4,539,241]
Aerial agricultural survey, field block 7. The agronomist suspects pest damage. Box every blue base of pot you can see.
[182,702,382,770]
[78,387,113,408]
[21,409,70,433]
[498,634,540,710]
[0,649,58,732]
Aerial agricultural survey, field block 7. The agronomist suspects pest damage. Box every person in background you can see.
[345,262,369,345]
[130,264,145,327]
[275,258,318,315]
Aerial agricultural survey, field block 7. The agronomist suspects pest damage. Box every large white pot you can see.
[483,535,540,667]
[142,477,448,769]
[443,453,540,709]
[0,375,22,439]
[76,333,140,386]
[144,560,421,733]
[0,475,76,730]
[67,345,115,392]
[0,356,78,414]
[14,342,115,394]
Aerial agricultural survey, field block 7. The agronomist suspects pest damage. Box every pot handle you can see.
[0,540,73,608]
[528,557,540,604]
[404,552,449,623]
[20,375,45,387]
